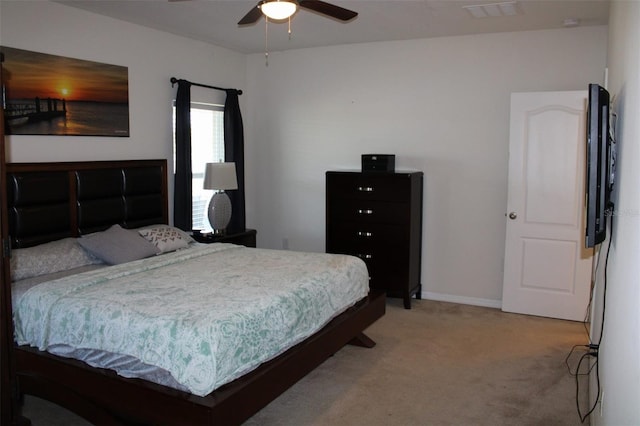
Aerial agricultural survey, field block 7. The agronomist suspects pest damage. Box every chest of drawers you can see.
[326,171,423,308]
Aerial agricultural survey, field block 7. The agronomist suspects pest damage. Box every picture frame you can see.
[1,46,129,137]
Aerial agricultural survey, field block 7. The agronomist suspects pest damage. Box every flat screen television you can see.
[585,83,614,248]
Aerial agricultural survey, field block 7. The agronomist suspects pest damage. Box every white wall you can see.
[244,27,608,305]
[593,1,640,424]
[0,1,246,221]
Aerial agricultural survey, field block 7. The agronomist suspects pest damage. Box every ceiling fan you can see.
[238,0,358,25]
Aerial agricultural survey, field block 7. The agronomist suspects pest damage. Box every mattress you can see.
[13,243,369,396]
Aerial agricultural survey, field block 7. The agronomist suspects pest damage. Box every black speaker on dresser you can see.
[362,154,395,172]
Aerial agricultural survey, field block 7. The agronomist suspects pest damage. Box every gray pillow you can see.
[11,237,102,282]
[79,224,159,265]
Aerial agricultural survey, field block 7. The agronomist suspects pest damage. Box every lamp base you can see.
[208,192,232,234]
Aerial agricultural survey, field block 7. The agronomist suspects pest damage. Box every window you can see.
[174,101,225,231]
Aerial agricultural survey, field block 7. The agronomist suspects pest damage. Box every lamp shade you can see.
[203,162,238,191]
[260,0,297,20]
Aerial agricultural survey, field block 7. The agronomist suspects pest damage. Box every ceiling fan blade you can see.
[298,0,357,21]
[238,2,264,25]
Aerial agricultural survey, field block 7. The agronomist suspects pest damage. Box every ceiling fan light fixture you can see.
[260,0,297,20]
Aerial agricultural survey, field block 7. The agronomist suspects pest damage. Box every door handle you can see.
[508,212,517,220]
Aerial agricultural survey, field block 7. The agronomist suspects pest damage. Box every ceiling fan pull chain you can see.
[288,16,292,40]
[265,17,269,67]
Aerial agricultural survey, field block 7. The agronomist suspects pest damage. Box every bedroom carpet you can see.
[20,298,590,425]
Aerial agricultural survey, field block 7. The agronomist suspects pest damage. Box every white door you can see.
[502,91,593,321]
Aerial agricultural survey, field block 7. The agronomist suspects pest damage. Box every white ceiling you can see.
[57,0,610,54]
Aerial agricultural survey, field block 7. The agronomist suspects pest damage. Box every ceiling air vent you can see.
[463,1,519,18]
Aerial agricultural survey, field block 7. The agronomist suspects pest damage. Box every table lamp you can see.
[203,162,238,234]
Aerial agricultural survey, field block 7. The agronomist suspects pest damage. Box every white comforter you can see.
[13,244,369,396]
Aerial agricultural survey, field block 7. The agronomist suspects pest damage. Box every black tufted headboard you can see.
[6,160,168,248]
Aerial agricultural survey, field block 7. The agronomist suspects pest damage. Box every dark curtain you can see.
[173,80,192,231]
[224,89,246,233]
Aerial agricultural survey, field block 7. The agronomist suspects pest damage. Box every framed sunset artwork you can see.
[1,46,129,137]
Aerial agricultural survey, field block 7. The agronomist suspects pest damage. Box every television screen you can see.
[585,83,612,248]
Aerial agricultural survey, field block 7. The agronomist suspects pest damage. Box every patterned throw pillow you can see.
[138,225,192,254]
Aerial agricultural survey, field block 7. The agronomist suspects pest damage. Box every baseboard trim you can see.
[421,291,502,309]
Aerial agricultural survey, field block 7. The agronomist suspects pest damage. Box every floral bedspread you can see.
[13,244,369,396]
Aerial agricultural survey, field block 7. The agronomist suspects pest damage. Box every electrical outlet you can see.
[282,238,289,250]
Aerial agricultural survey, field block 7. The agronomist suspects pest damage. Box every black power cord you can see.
[567,208,614,422]
[595,207,614,349]
[576,350,600,422]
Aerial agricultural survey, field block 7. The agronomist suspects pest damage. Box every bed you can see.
[4,160,385,425]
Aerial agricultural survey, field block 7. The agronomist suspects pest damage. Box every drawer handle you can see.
[357,209,373,215]
[357,231,373,237]
[357,254,372,260]
[357,186,374,192]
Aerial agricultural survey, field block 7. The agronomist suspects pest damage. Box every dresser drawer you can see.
[369,271,409,292]
[327,233,409,266]
[334,248,409,293]
[328,199,410,225]
[334,246,409,267]
[327,222,407,247]
[326,172,412,202]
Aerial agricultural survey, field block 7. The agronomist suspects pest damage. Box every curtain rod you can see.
[170,77,242,95]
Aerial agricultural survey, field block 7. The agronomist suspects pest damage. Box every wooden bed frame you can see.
[4,160,386,425]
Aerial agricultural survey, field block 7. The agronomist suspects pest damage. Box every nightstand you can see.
[192,229,257,248]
